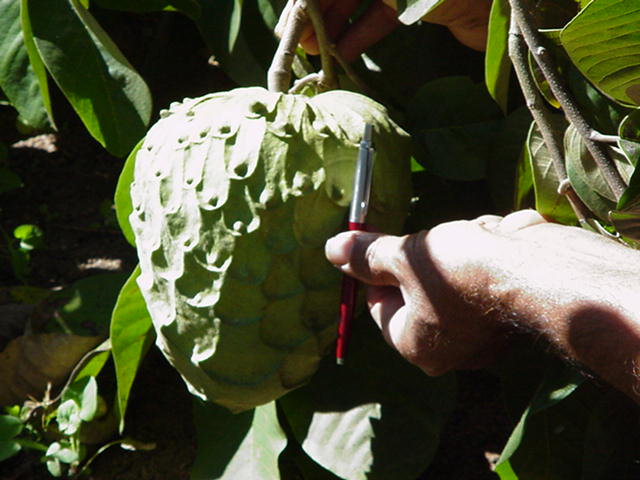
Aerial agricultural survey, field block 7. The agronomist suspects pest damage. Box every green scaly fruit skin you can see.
[130,87,411,412]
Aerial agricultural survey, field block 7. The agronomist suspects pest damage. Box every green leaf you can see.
[618,109,640,170]
[0,0,52,129]
[616,109,640,212]
[561,0,640,106]
[0,414,22,462]
[0,414,24,462]
[18,0,55,129]
[25,0,152,156]
[531,38,630,133]
[53,273,128,336]
[495,459,518,479]
[114,137,143,246]
[487,107,532,212]
[72,340,112,381]
[190,400,287,480]
[229,0,243,51]
[0,439,21,462]
[407,76,503,181]
[0,414,22,440]
[395,0,445,25]
[56,399,82,435]
[525,118,577,224]
[564,124,631,219]
[609,195,640,241]
[256,0,282,29]
[195,0,277,87]
[13,224,43,251]
[484,0,511,113]
[46,440,80,464]
[110,265,154,433]
[514,149,534,211]
[61,376,98,423]
[497,359,585,478]
[0,167,23,194]
[279,318,455,480]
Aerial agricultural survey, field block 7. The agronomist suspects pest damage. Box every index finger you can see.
[325,230,407,286]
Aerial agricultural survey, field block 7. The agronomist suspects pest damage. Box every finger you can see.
[325,230,406,286]
[367,285,408,348]
[495,209,547,234]
[300,0,361,55]
[334,1,399,62]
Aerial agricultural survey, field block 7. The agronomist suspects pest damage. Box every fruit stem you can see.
[305,0,338,91]
[268,1,308,92]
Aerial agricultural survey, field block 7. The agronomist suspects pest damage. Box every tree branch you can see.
[508,16,590,223]
[508,0,627,200]
[304,0,338,91]
[268,1,309,93]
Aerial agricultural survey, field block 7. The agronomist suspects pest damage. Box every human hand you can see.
[276,0,491,63]
[325,210,640,396]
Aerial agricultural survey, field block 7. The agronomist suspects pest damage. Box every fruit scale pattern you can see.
[129,87,411,412]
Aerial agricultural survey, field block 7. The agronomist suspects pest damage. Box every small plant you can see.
[2,224,44,283]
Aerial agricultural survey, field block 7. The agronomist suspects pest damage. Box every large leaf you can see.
[51,272,129,336]
[618,109,640,171]
[561,0,640,106]
[395,0,445,25]
[25,0,152,156]
[195,0,279,87]
[484,0,511,113]
[564,124,632,219]
[487,107,532,212]
[114,137,143,246]
[18,0,55,129]
[279,318,455,480]
[496,358,586,479]
[407,76,503,181]
[0,415,23,462]
[524,118,576,224]
[0,0,52,129]
[0,333,102,405]
[530,38,630,133]
[190,400,287,480]
[110,265,154,432]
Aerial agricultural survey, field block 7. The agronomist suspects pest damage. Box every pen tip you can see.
[336,357,345,366]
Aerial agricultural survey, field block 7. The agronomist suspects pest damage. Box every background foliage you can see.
[1,0,640,478]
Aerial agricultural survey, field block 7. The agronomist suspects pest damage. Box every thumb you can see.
[325,231,406,286]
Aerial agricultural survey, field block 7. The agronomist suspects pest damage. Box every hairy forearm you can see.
[484,228,640,402]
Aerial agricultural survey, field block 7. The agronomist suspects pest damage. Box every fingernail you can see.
[325,232,354,266]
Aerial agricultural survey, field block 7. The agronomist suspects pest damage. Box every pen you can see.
[336,123,375,365]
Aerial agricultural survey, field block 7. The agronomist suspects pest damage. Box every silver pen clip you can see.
[349,124,375,224]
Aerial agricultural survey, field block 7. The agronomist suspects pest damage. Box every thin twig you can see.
[508,15,590,222]
[304,0,337,91]
[508,0,627,200]
[268,1,309,93]
[289,72,322,94]
[329,45,375,97]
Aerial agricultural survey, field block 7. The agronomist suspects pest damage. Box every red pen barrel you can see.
[335,222,366,364]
